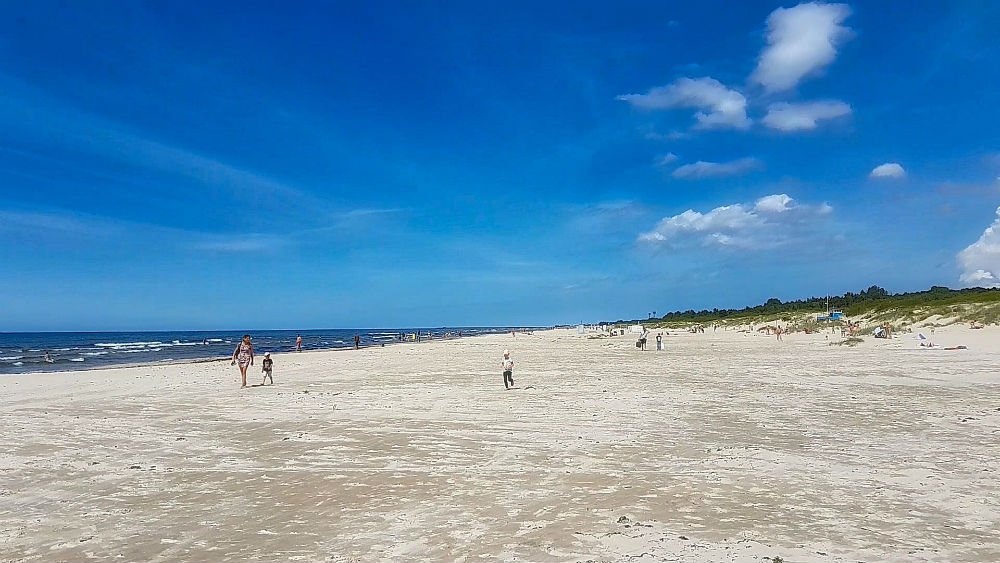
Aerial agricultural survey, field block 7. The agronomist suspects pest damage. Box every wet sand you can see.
[1,327,999,562]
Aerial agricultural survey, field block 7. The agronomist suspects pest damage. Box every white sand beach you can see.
[2,327,999,562]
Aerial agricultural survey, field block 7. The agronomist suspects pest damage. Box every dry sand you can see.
[1,327,999,562]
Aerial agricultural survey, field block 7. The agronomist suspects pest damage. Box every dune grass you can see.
[615,286,1000,328]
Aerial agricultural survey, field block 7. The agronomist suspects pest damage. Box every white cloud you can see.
[672,157,762,179]
[762,100,852,131]
[751,2,853,93]
[617,77,751,130]
[962,269,997,284]
[654,153,679,167]
[870,162,906,179]
[958,207,1000,287]
[638,193,833,250]
[754,193,793,213]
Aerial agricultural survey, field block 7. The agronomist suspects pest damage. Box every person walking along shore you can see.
[231,334,254,389]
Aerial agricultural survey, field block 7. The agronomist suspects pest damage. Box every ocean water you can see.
[0,327,526,375]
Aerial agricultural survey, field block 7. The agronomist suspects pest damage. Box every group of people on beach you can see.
[231,335,272,389]
[232,333,521,390]
[635,330,668,351]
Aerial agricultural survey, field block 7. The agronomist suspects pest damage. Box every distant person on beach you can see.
[656,333,663,351]
[231,334,254,389]
[501,349,515,390]
[775,326,783,341]
[296,334,302,352]
[261,352,273,385]
[354,334,361,349]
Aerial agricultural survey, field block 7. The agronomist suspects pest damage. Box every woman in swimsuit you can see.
[231,334,254,388]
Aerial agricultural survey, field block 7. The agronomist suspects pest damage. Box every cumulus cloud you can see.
[870,162,906,179]
[672,157,762,179]
[638,193,833,250]
[751,2,853,93]
[617,77,751,130]
[754,193,794,213]
[762,100,852,131]
[958,207,1000,287]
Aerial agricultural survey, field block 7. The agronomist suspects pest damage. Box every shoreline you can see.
[0,327,542,377]
[0,328,540,378]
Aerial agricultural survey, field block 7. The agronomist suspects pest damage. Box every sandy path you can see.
[1,328,999,562]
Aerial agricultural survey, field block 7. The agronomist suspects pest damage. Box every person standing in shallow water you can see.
[296,334,302,352]
[501,349,514,390]
[354,334,361,349]
[231,334,254,389]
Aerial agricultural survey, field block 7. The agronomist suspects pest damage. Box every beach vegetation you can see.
[614,285,1000,326]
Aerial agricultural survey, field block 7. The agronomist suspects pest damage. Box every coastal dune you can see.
[1,327,999,562]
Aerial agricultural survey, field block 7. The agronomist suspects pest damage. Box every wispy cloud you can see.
[870,162,906,179]
[338,208,405,218]
[643,130,687,141]
[654,153,679,167]
[934,181,1000,199]
[0,199,409,258]
[638,193,833,250]
[568,200,650,235]
[0,209,113,237]
[0,73,328,217]
[672,157,763,179]
[618,77,751,130]
[0,206,277,253]
[292,207,409,239]
[751,2,853,93]
[194,235,288,253]
[762,100,852,131]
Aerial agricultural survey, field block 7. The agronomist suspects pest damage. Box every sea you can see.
[0,327,528,375]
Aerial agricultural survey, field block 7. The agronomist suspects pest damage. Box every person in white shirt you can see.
[500,349,514,390]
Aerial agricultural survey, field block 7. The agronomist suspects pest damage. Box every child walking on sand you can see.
[261,352,274,385]
[501,349,514,390]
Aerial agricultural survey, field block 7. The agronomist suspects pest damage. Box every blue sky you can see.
[2,1,999,331]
